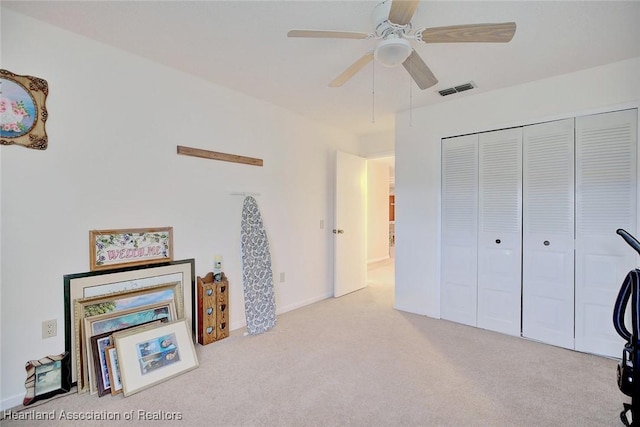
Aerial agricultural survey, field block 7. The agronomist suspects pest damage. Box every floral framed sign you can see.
[0,69,48,150]
[89,227,173,271]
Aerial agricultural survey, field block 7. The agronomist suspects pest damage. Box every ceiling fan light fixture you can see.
[374,36,411,67]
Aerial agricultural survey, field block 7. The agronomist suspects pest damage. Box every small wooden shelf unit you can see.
[197,272,229,345]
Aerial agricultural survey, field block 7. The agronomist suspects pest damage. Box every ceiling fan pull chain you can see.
[409,64,413,127]
[371,59,376,124]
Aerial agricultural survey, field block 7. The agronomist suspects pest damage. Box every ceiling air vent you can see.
[438,87,457,96]
[438,82,476,97]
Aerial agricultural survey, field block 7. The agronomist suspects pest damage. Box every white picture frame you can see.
[114,319,198,397]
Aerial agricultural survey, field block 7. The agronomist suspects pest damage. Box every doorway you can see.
[367,156,395,290]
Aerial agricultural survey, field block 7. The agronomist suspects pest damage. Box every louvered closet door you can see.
[441,134,478,327]
[575,109,637,357]
[477,128,522,336]
[522,119,575,349]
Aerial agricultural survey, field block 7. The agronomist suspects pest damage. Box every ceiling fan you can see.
[287,0,516,90]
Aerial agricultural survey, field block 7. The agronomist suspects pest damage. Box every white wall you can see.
[0,10,359,409]
[358,130,394,158]
[367,160,390,263]
[394,57,640,316]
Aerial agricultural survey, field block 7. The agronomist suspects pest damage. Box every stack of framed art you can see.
[112,319,198,396]
[60,227,199,398]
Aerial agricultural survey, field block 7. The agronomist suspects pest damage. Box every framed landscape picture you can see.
[114,319,198,397]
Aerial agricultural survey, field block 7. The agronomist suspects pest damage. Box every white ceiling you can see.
[4,1,640,136]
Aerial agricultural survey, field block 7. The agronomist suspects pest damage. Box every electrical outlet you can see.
[279,272,285,283]
[42,319,57,339]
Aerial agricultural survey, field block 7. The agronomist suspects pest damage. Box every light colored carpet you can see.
[2,258,628,426]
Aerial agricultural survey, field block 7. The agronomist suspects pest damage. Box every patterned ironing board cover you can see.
[240,196,277,335]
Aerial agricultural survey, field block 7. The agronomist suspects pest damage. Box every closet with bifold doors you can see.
[522,118,575,350]
[441,108,638,357]
[441,134,479,328]
[477,128,522,337]
[441,127,523,337]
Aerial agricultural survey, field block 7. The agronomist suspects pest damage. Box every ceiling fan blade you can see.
[329,52,374,87]
[287,30,369,39]
[419,22,517,43]
[388,0,420,26]
[402,50,438,90]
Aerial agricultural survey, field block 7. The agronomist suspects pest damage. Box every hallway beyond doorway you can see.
[367,256,394,288]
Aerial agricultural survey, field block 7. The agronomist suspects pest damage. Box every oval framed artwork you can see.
[0,69,49,150]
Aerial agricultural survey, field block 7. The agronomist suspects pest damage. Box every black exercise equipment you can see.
[613,228,640,426]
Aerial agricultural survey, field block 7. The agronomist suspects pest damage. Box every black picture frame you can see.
[63,258,195,387]
[23,352,71,406]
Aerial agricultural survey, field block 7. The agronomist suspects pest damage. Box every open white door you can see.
[334,151,367,297]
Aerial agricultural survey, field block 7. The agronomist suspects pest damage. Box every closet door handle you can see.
[544,240,550,246]
[495,239,501,244]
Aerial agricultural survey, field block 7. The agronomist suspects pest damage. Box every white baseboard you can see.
[367,256,390,264]
[276,292,333,314]
[393,302,431,317]
[228,292,333,333]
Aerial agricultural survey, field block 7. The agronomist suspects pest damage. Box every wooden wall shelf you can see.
[177,145,263,167]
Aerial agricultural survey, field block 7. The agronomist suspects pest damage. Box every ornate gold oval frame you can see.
[1,69,49,150]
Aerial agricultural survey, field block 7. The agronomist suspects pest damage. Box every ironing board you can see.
[240,196,276,335]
